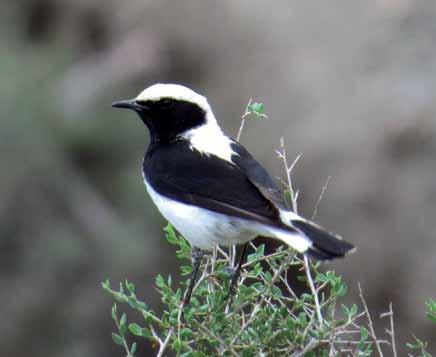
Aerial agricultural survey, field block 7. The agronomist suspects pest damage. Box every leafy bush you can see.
[102,225,434,356]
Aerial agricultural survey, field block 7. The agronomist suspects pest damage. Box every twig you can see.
[156,328,173,357]
[312,175,331,220]
[114,313,134,357]
[322,339,390,345]
[230,304,261,346]
[216,246,230,260]
[230,244,236,268]
[358,283,384,357]
[142,310,164,326]
[303,254,323,326]
[279,139,323,326]
[209,250,217,295]
[194,255,211,292]
[211,246,218,272]
[277,137,301,212]
[177,304,182,342]
[236,98,252,142]
[242,250,286,268]
[192,320,235,356]
[380,302,398,357]
[291,338,321,356]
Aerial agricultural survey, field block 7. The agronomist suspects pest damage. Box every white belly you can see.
[144,181,257,250]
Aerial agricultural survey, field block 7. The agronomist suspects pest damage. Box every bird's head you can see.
[112,83,220,144]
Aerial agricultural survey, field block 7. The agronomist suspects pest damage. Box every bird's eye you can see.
[160,99,174,110]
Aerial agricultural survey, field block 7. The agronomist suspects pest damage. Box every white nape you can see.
[181,117,236,163]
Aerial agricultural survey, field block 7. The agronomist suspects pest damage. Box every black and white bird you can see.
[112,83,354,303]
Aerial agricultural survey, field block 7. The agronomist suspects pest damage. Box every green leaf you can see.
[248,102,265,115]
[111,304,117,321]
[111,333,124,346]
[120,313,127,327]
[247,244,265,262]
[407,337,422,349]
[172,339,182,352]
[156,274,165,289]
[360,326,369,341]
[164,223,178,244]
[119,313,127,335]
[128,323,143,336]
[350,304,358,315]
[263,271,273,283]
[180,265,193,276]
[315,273,326,283]
[126,281,135,293]
[180,327,193,339]
[427,314,436,323]
[425,298,436,323]
[246,101,267,120]
[131,342,137,354]
[101,279,110,290]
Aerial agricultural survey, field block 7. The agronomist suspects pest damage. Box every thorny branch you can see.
[156,328,173,357]
[312,175,331,220]
[359,283,384,357]
[114,312,134,357]
[278,138,323,326]
[236,98,253,142]
[380,302,398,357]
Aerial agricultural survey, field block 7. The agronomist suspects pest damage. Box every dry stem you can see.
[380,302,398,357]
[358,283,384,356]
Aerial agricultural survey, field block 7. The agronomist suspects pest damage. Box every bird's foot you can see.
[182,247,204,306]
[225,265,242,301]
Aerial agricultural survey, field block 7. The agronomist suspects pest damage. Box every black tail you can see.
[291,219,355,261]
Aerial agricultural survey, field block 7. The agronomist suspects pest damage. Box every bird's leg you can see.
[228,243,248,297]
[182,247,204,306]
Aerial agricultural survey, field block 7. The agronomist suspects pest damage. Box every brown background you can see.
[1,1,435,355]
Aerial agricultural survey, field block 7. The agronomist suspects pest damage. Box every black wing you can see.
[230,140,290,211]
[143,140,286,227]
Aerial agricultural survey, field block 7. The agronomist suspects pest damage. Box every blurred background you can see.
[1,0,435,355]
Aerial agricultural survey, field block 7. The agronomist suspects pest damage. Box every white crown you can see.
[136,83,210,112]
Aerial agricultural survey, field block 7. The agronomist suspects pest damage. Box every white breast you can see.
[143,180,256,250]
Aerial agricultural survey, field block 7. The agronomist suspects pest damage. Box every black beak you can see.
[112,99,143,111]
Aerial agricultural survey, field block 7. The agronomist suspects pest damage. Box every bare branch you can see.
[278,137,301,212]
[236,98,253,142]
[114,313,134,357]
[312,175,331,220]
[380,302,398,357]
[156,328,173,357]
[304,254,323,326]
[358,283,384,357]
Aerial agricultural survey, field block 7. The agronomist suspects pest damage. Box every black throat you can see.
[137,99,207,145]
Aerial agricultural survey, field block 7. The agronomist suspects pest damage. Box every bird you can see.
[112,83,354,304]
